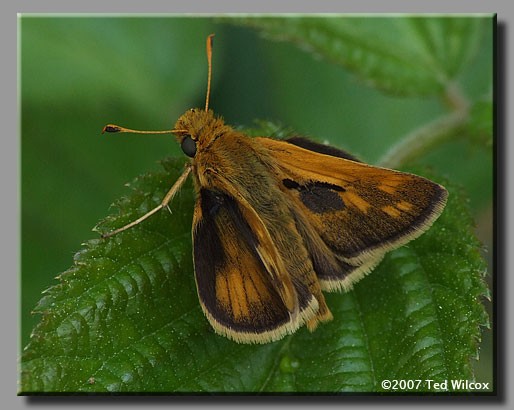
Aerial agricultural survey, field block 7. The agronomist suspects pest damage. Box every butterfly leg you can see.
[101,165,192,238]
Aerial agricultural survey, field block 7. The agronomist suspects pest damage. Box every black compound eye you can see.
[181,135,197,157]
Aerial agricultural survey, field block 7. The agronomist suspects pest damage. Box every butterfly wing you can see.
[257,136,448,291]
[192,188,319,343]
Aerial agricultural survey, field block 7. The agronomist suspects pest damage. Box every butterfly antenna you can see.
[205,34,215,112]
[102,125,186,134]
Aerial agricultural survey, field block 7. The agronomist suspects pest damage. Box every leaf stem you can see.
[378,84,469,169]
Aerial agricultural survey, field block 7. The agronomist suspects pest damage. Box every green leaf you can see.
[230,16,486,96]
[407,17,485,80]
[20,131,488,393]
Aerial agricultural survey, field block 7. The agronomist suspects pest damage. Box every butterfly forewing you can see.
[192,188,321,343]
[257,136,448,290]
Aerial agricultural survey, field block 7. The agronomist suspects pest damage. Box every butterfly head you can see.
[174,108,231,159]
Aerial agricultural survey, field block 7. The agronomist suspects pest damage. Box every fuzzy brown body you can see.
[168,109,447,343]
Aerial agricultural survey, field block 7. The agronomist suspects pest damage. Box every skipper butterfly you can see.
[102,35,447,344]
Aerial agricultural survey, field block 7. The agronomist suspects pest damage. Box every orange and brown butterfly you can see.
[101,34,448,344]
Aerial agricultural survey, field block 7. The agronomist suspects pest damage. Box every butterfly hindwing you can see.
[284,136,361,162]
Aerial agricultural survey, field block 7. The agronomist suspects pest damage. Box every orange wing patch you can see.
[215,243,276,323]
[381,205,402,218]
[378,183,399,194]
[344,191,371,213]
[396,201,414,212]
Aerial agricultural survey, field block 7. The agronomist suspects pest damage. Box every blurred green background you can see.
[20,16,493,387]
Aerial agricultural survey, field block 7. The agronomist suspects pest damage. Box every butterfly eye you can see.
[181,135,197,157]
